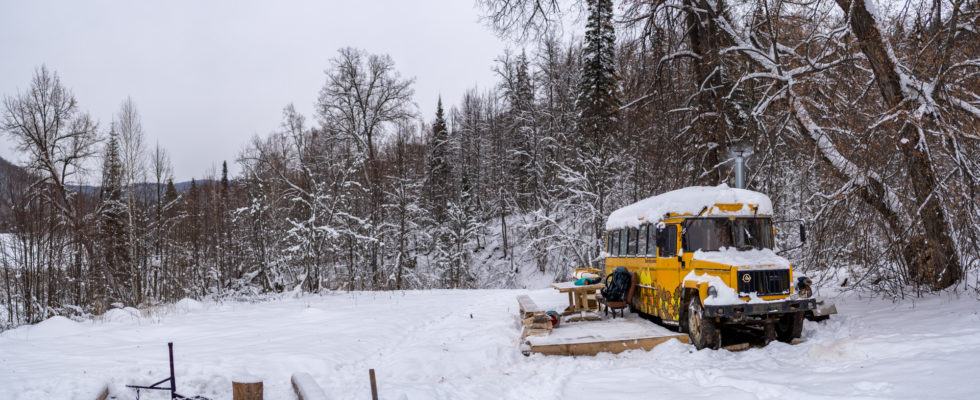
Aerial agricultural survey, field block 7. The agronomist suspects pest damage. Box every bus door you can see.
[656,223,681,321]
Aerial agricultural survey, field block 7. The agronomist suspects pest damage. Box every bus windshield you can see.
[683,218,772,252]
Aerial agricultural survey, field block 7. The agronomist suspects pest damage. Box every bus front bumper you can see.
[704,298,817,319]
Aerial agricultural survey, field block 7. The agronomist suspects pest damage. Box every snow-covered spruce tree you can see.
[573,0,620,266]
[425,98,453,225]
[442,173,480,288]
[506,51,539,211]
[220,161,229,193]
[98,128,132,306]
[425,99,460,284]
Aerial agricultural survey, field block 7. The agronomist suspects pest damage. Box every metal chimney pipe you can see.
[734,151,745,189]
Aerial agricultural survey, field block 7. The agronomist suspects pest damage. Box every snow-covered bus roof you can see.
[605,184,773,230]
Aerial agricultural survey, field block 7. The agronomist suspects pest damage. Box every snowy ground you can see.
[2,288,980,399]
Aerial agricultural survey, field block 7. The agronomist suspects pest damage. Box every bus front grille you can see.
[737,269,790,296]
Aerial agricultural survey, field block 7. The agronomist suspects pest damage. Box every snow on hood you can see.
[692,248,791,269]
[684,271,741,305]
[605,184,773,230]
[684,271,782,305]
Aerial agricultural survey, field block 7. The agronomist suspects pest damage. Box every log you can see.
[291,372,329,400]
[93,384,109,400]
[232,380,263,400]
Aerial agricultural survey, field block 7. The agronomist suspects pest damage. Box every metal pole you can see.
[734,151,745,189]
[168,342,177,400]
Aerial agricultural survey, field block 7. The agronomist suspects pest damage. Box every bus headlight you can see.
[707,285,718,298]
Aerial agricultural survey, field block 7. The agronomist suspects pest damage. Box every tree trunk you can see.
[835,0,962,289]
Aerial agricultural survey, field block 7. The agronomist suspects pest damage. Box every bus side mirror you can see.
[655,228,665,248]
[799,223,806,243]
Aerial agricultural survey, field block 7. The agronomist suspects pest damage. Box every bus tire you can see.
[776,311,804,343]
[687,298,719,350]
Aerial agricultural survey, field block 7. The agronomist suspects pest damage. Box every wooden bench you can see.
[517,294,553,338]
[517,294,543,319]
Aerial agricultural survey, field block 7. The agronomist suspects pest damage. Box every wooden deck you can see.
[521,314,688,356]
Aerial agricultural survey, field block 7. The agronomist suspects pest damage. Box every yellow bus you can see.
[603,185,817,349]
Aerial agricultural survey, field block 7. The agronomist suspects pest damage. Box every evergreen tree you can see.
[577,0,619,145]
[508,51,538,209]
[573,0,620,265]
[164,178,178,205]
[98,127,131,305]
[220,160,229,193]
[425,98,453,224]
[443,172,479,288]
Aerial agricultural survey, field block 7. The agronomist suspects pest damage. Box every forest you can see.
[1,0,978,330]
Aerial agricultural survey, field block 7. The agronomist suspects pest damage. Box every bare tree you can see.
[1,66,100,319]
[316,47,415,287]
[1,66,100,220]
[115,97,149,303]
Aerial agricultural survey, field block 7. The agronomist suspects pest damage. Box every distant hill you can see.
[68,179,219,199]
[0,156,31,232]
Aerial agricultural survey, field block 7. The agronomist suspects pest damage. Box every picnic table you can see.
[551,281,604,318]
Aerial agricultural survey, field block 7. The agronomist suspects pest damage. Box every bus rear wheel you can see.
[687,298,719,350]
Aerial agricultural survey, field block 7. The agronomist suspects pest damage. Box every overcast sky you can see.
[0,0,507,182]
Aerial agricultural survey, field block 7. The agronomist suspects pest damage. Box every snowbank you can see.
[2,315,84,339]
[175,298,204,313]
[2,289,980,399]
[606,184,773,230]
[101,307,141,323]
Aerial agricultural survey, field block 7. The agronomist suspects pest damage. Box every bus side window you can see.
[619,228,628,256]
[628,227,638,256]
[647,225,657,256]
[638,224,647,258]
[611,230,620,256]
[659,225,677,258]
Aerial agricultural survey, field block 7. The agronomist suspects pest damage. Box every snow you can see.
[692,248,792,269]
[526,313,679,346]
[683,271,741,305]
[175,298,205,313]
[292,372,329,400]
[4,316,84,339]
[2,289,980,399]
[605,184,773,230]
[101,307,142,323]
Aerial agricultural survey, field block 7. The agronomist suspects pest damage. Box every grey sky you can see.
[0,0,506,182]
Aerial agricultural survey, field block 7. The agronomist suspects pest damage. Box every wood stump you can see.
[232,380,263,400]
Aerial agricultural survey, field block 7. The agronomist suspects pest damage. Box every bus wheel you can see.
[776,311,804,343]
[687,298,719,350]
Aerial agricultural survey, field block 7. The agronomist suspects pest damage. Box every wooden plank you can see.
[516,294,543,318]
[292,372,329,400]
[527,334,688,356]
[550,281,604,292]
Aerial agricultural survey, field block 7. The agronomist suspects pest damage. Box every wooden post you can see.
[369,369,378,400]
[232,380,263,400]
[94,384,109,400]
